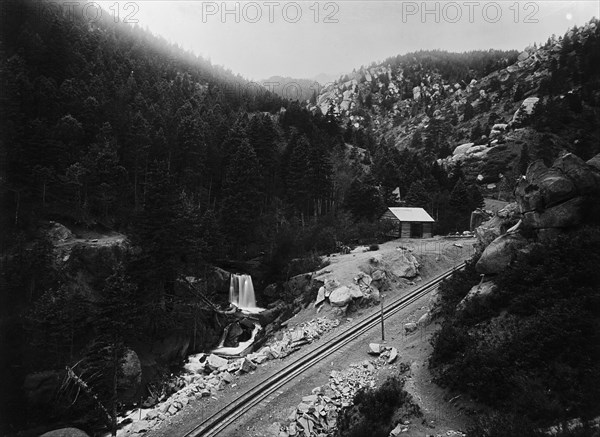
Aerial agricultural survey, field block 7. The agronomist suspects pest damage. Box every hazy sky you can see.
[99,1,599,80]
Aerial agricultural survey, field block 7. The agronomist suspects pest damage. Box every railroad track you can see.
[183,263,466,437]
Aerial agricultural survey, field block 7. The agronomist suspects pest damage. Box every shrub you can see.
[336,376,421,437]
[430,227,600,428]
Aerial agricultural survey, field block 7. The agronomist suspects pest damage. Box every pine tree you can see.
[285,134,311,219]
[344,174,384,221]
[463,102,475,121]
[519,145,531,175]
[448,178,471,231]
[220,140,262,248]
[405,180,431,209]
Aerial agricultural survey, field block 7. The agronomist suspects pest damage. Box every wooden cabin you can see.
[380,207,435,238]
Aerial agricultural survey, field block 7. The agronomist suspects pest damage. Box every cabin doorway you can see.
[410,223,423,238]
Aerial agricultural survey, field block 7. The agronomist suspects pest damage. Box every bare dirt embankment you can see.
[143,237,476,437]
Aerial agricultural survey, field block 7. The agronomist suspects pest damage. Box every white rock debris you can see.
[270,359,386,437]
[123,318,340,435]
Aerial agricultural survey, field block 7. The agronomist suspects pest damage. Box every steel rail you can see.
[183,262,466,437]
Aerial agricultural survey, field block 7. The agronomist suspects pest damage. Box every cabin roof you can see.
[384,207,435,223]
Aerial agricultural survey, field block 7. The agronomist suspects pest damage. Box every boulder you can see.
[130,420,151,434]
[587,153,600,171]
[404,323,418,334]
[206,354,229,371]
[184,361,205,374]
[453,142,475,157]
[388,347,398,364]
[475,203,520,249]
[329,286,353,307]
[368,343,382,355]
[476,233,529,274]
[388,251,420,278]
[44,221,74,243]
[40,428,90,437]
[348,286,364,299]
[371,270,385,281]
[220,371,234,384]
[323,278,341,297]
[417,311,431,327]
[554,153,600,194]
[515,161,576,212]
[512,96,539,124]
[118,348,142,403]
[239,357,256,373]
[470,208,492,231]
[314,286,326,307]
[522,196,587,229]
[457,281,498,311]
[354,272,372,288]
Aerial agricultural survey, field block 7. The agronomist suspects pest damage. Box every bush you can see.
[430,227,600,428]
[369,244,379,251]
[336,376,421,437]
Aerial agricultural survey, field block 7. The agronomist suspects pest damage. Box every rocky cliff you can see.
[475,152,600,275]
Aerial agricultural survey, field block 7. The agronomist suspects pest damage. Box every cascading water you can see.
[229,273,261,311]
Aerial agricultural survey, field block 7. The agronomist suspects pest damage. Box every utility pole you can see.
[380,296,385,341]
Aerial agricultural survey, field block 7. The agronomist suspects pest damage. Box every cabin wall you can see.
[423,223,433,238]
[401,222,411,238]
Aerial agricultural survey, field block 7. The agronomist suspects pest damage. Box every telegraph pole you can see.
[380,296,385,341]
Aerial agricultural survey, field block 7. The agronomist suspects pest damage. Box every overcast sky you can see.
[99,1,599,81]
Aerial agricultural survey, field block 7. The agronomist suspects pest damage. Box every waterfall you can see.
[229,273,259,310]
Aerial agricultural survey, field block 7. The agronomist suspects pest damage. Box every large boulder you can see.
[457,281,498,311]
[515,160,576,213]
[40,428,90,437]
[554,153,600,195]
[43,221,74,243]
[384,250,420,278]
[329,286,353,307]
[206,354,229,371]
[476,233,529,274]
[470,208,492,231]
[118,348,142,403]
[475,203,520,249]
[522,196,587,229]
[512,96,539,125]
[514,154,600,231]
[587,153,600,171]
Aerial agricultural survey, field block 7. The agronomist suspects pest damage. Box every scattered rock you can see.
[314,286,326,307]
[130,420,151,434]
[206,354,229,371]
[368,343,382,355]
[388,347,398,364]
[404,323,418,334]
[372,270,385,281]
[417,311,431,327]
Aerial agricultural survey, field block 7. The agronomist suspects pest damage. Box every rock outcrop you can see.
[476,153,600,275]
[515,154,600,234]
[476,232,529,274]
